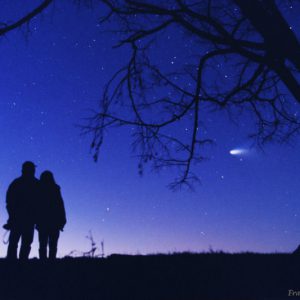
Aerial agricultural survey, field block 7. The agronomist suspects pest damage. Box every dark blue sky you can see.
[0,1,299,257]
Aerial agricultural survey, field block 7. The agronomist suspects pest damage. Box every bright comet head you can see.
[229,148,247,156]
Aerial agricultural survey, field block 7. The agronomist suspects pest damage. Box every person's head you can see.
[22,161,36,177]
[40,170,56,185]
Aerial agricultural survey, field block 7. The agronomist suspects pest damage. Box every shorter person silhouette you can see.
[37,171,66,260]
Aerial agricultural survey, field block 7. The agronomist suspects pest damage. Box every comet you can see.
[229,148,248,156]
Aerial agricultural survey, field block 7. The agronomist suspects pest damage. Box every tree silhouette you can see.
[0,1,53,37]
[3,1,300,189]
[84,0,300,189]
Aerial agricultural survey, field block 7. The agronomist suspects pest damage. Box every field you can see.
[0,253,299,300]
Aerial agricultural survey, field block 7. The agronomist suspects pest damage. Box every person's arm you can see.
[57,187,67,229]
[6,181,16,217]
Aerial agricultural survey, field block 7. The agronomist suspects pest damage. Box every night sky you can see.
[0,1,300,258]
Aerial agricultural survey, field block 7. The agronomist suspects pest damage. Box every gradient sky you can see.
[0,1,299,258]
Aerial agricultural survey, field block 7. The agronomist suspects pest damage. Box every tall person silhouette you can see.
[5,161,39,260]
[37,171,66,260]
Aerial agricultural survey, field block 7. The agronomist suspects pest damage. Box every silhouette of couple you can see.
[4,161,66,260]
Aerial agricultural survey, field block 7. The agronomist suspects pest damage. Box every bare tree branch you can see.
[86,0,300,189]
[0,1,53,37]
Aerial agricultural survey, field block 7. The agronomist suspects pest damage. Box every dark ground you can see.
[0,253,299,300]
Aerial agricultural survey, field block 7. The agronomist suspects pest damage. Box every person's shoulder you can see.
[10,177,22,185]
[7,177,23,191]
[31,178,39,188]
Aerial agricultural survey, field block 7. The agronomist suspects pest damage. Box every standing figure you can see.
[37,171,66,260]
[6,161,40,260]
